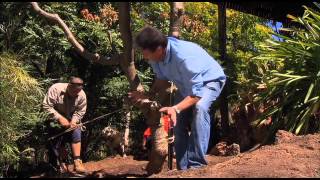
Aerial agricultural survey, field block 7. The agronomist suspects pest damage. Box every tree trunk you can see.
[118,2,141,157]
[169,2,184,38]
[218,2,230,138]
[118,2,143,92]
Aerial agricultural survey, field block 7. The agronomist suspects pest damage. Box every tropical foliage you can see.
[253,3,320,135]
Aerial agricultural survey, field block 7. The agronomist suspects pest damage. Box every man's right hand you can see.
[58,116,70,128]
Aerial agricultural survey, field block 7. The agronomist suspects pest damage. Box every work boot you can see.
[73,159,87,174]
[58,162,69,174]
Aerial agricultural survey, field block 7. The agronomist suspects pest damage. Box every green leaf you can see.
[285,76,308,87]
[295,108,311,134]
[304,83,315,103]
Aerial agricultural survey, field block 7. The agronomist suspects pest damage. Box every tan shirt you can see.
[43,83,87,123]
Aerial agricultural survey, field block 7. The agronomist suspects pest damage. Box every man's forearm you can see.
[42,91,62,121]
[71,111,86,124]
[159,95,200,127]
[174,96,200,112]
[43,106,70,127]
[43,105,62,121]
[43,101,70,127]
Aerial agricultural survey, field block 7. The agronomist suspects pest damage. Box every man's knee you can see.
[71,128,81,143]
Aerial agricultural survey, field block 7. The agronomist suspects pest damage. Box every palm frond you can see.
[254,4,320,135]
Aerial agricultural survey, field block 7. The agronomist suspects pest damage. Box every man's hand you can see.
[70,119,78,129]
[128,91,149,104]
[58,116,70,128]
[159,107,177,126]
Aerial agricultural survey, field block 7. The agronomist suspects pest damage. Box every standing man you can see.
[43,76,87,174]
[129,26,226,170]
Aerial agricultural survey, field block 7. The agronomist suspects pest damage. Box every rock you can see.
[226,143,240,156]
[209,142,240,156]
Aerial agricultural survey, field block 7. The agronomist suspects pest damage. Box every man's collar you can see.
[162,39,171,64]
[59,83,67,96]
[60,89,79,98]
[60,88,67,96]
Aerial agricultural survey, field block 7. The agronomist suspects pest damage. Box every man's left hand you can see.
[159,107,177,126]
[70,119,78,129]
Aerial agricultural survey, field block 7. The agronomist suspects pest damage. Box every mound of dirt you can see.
[31,130,320,178]
[152,130,320,178]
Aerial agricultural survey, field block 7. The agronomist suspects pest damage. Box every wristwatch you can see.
[172,106,181,114]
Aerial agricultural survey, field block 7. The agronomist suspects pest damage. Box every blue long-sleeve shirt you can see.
[149,37,226,98]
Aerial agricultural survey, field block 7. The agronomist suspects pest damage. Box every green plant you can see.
[0,53,44,177]
[253,3,320,135]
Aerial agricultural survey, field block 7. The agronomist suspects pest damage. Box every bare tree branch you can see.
[30,2,119,65]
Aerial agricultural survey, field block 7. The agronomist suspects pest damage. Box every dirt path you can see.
[31,130,320,178]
